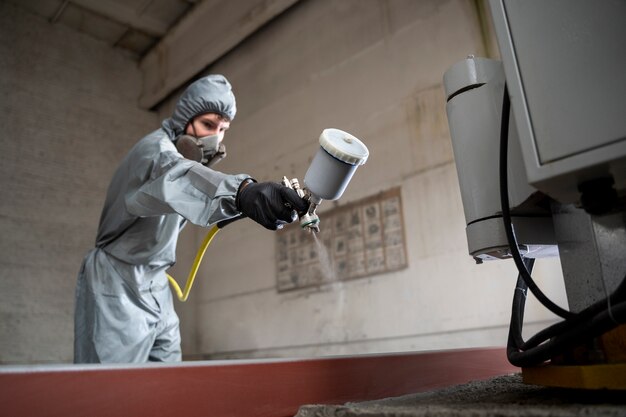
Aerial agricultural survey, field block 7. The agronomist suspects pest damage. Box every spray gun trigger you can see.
[280,174,321,232]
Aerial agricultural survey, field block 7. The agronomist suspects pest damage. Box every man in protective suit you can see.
[74,74,308,363]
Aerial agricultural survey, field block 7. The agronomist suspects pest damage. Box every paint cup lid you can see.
[319,128,369,166]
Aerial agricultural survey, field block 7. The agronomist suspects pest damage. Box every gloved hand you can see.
[236,180,309,230]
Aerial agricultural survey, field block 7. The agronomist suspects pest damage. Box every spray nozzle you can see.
[301,202,320,233]
[281,176,321,233]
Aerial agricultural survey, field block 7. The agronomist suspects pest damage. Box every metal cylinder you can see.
[304,128,368,201]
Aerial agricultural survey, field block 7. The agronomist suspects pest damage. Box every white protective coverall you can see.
[74,75,249,363]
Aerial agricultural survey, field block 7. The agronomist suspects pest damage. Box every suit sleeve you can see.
[125,148,250,227]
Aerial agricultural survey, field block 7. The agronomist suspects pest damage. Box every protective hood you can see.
[162,74,237,139]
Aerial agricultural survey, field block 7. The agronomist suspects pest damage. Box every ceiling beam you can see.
[138,0,299,109]
[70,0,169,37]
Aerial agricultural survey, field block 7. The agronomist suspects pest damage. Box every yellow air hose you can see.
[166,224,220,302]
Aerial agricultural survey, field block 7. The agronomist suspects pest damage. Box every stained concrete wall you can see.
[0,0,569,364]
[0,2,157,363]
[167,0,568,359]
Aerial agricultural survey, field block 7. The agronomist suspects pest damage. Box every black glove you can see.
[236,180,309,230]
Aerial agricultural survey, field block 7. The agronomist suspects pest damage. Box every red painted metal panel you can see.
[0,348,516,417]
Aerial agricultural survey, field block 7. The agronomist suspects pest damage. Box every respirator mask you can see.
[175,133,227,167]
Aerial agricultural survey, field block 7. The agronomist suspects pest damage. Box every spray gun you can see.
[282,128,369,233]
[168,128,368,301]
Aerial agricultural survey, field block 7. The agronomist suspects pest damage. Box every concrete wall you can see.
[167,0,568,359]
[0,2,157,363]
[0,0,569,364]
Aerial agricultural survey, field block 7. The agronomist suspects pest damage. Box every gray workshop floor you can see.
[295,374,626,417]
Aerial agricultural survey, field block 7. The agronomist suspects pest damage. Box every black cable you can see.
[508,299,626,367]
[507,268,626,367]
[508,258,533,349]
[499,84,574,319]
[521,272,626,351]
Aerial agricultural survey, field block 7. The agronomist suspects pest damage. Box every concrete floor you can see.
[295,374,626,417]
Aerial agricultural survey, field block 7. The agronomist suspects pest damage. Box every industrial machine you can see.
[444,0,626,388]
